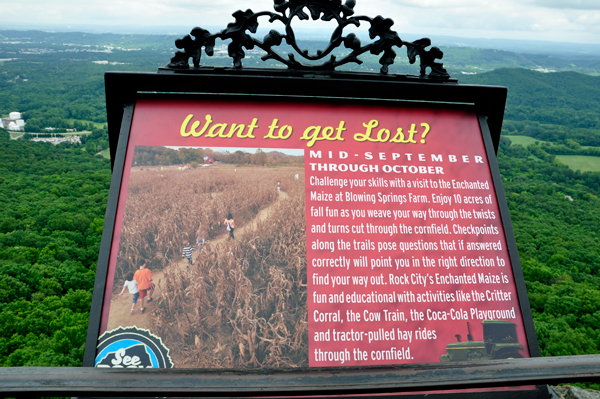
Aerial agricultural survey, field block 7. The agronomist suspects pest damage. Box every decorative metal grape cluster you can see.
[166,0,450,78]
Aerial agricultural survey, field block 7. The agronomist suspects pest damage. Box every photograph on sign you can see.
[102,144,307,368]
[95,96,530,369]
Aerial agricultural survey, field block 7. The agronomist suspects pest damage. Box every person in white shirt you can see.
[118,272,140,314]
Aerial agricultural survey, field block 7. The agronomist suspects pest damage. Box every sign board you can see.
[84,70,541,397]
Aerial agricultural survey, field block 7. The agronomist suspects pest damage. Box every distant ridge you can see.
[2,24,600,57]
[460,68,600,110]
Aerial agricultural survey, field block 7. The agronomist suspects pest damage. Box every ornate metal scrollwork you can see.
[166,0,450,79]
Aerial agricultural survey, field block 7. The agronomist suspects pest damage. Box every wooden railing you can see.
[1,355,600,397]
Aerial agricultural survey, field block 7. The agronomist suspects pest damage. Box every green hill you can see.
[461,68,600,113]
[462,69,600,146]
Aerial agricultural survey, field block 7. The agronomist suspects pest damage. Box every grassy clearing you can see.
[99,148,110,159]
[506,135,600,150]
[57,131,91,136]
[506,135,546,146]
[556,155,600,173]
[65,119,106,129]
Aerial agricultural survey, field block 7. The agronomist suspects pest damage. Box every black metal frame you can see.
[84,100,135,370]
[478,114,540,358]
[104,68,509,169]
[81,67,544,398]
[163,0,450,78]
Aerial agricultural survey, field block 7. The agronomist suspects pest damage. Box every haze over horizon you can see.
[1,0,599,45]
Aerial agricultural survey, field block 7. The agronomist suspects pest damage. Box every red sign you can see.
[302,108,527,366]
[97,97,529,369]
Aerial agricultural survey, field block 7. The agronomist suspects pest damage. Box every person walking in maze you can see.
[133,260,154,314]
[118,272,139,314]
[224,213,235,240]
[182,240,194,270]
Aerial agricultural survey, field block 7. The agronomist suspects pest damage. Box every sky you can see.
[1,0,599,45]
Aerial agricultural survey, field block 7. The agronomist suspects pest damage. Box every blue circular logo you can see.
[95,326,173,368]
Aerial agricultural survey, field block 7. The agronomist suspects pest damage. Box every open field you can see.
[555,155,600,172]
[65,118,107,129]
[506,135,546,147]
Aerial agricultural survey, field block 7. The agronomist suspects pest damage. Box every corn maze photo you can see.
[108,146,308,368]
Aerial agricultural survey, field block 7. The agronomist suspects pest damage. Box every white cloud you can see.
[376,0,485,9]
[366,0,600,43]
[0,0,599,44]
[533,0,600,10]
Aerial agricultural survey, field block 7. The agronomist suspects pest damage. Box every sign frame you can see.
[84,68,542,398]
